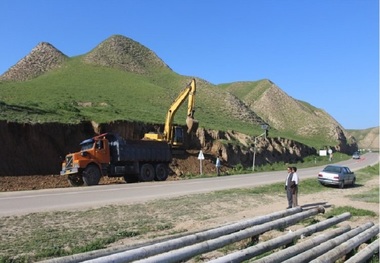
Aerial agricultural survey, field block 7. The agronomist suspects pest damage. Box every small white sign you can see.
[198,150,205,160]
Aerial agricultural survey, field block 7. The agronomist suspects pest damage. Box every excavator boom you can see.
[164,78,197,140]
[185,80,198,133]
[143,78,198,149]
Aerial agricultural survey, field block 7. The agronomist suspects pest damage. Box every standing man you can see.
[291,167,299,207]
[216,156,221,176]
[285,167,293,209]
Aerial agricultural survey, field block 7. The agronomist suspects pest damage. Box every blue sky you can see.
[0,0,378,130]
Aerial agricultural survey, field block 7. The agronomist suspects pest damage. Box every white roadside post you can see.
[328,148,333,162]
[252,137,257,171]
[198,150,205,175]
[252,124,269,172]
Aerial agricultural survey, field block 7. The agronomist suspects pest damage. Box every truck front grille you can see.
[65,155,73,169]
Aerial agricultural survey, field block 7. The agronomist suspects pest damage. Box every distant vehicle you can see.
[352,151,360,159]
[318,165,356,189]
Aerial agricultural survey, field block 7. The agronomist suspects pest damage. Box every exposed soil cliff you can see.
[0,120,329,177]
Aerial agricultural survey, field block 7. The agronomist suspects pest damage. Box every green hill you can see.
[0,35,356,149]
[347,127,379,151]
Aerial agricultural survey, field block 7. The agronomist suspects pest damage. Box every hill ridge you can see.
[0,42,68,81]
[82,35,171,73]
[0,34,370,150]
[222,80,355,143]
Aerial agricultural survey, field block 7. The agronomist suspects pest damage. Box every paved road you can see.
[0,153,378,217]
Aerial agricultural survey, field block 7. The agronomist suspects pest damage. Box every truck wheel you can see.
[68,175,84,187]
[139,164,155,182]
[155,164,168,181]
[83,165,101,186]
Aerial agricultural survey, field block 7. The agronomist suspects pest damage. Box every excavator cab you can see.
[172,126,184,146]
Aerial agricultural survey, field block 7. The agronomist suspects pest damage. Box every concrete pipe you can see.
[254,225,352,263]
[72,207,302,263]
[130,206,325,263]
[284,221,375,263]
[309,224,379,263]
[345,237,379,263]
[209,212,351,263]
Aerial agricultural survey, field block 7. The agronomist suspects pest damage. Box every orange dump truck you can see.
[60,133,172,186]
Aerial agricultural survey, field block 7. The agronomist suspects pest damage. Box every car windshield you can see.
[323,166,342,173]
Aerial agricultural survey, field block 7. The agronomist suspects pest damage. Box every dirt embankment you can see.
[0,151,220,191]
[0,120,317,177]
[0,120,162,176]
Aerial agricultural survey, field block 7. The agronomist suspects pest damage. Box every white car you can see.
[352,152,360,159]
[318,165,356,189]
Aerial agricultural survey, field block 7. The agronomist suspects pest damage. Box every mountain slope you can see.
[0,42,68,81]
[220,80,356,147]
[83,35,171,73]
[0,34,359,150]
[348,127,379,150]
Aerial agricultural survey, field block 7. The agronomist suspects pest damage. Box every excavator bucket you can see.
[186,116,199,134]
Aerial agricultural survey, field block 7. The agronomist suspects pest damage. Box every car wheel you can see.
[339,180,345,189]
[351,177,356,187]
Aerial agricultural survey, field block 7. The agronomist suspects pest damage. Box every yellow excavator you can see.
[143,78,198,149]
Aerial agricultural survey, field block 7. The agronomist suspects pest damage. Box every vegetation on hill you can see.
[347,127,379,151]
[0,164,378,262]
[0,35,358,149]
[83,34,171,73]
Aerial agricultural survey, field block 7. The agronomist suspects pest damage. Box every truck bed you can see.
[109,137,172,163]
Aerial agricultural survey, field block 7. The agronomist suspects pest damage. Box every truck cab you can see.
[61,133,111,186]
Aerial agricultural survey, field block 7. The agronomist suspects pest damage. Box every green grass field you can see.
[0,52,344,150]
[0,163,378,262]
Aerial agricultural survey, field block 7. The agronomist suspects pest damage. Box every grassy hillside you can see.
[347,127,379,150]
[0,35,356,149]
[219,81,342,146]
[0,57,266,134]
